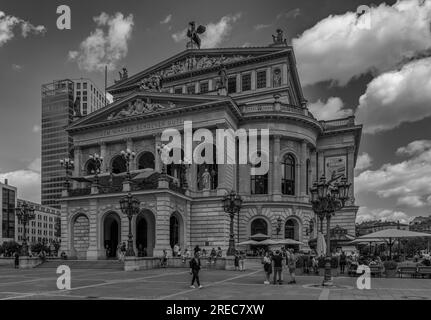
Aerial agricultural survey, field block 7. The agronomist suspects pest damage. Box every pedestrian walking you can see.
[262,251,272,284]
[286,249,297,284]
[340,251,347,274]
[14,251,19,269]
[234,251,240,271]
[161,249,168,268]
[272,250,283,284]
[189,252,203,289]
[239,251,245,271]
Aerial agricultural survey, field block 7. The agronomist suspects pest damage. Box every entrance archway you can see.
[103,212,121,259]
[135,209,155,257]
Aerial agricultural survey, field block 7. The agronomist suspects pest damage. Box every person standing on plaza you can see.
[190,252,203,289]
[287,248,297,284]
[339,251,347,274]
[161,249,168,268]
[14,251,19,269]
[234,250,240,271]
[194,245,201,255]
[262,251,272,284]
[239,250,245,271]
[272,250,283,285]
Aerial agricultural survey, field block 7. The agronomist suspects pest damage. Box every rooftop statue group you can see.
[107,98,176,120]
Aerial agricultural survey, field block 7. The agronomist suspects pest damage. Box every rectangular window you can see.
[256,70,267,89]
[228,77,236,94]
[83,90,87,96]
[83,96,87,102]
[241,73,251,92]
[174,87,183,94]
[76,83,81,90]
[251,174,268,195]
[187,85,195,94]
[83,83,87,89]
[199,82,209,94]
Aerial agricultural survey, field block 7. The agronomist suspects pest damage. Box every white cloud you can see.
[355,57,431,134]
[355,153,373,172]
[356,207,410,224]
[32,124,40,133]
[0,11,46,47]
[254,24,271,31]
[0,158,41,203]
[160,14,172,24]
[69,12,134,72]
[172,13,242,48]
[276,8,301,20]
[11,64,22,71]
[396,140,431,156]
[308,97,353,120]
[355,140,431,208]
[292,0,431,86]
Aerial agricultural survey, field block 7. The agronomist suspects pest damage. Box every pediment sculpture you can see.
[107,98,176,120]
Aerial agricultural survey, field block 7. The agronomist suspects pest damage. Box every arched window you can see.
[197,145,218,190]
[111,155,127,174]
[138,152,155,170]
[85,159,97,175]
[169,215,179,249]
[285,220,295,239]
[251,218,268,235]
[250,151,268,194]
[306,159,310,195]
[281,154,295,195]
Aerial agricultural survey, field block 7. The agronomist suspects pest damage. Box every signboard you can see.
[325,155,347,183]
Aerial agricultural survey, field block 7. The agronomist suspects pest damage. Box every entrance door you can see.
[136,217,148,256]
[104,213,120,259]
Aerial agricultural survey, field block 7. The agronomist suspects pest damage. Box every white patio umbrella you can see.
[274,238,304,245]
[258,239,278,245]
[237,239,260,246]
[250,233,270,240]
[316,232,326,257]
[355,229,431,259]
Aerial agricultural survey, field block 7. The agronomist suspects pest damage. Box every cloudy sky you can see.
[1,0,431,224]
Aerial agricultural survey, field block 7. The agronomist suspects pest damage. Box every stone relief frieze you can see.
[107,98,176,120]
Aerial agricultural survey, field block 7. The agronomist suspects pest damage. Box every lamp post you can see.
[89,153,103,185]
[15,202,36,256]
[222,190,243,256]
[59,158,74,189]
[119,192,140,257]
[121,149,136,181]
[309,175,350,286]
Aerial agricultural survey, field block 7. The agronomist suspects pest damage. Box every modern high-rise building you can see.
[72,78,107,116]
[0,179,17,243]
[41,79,106,209]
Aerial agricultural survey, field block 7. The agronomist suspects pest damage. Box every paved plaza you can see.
[0,265,430,300]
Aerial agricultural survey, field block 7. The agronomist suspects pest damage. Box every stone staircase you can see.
[36,259,124,270]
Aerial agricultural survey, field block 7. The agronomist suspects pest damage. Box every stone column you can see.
[86,199,100,260]
[266,67,271,88]
[282,63,288,85]
[300,140,307,196]
[236,74,241,93]
[153,193,171,256]
[73,146,81,189]
[272,135,281,198]
[347,146,355,205]
[251,70,256,90]
[126,138,136,171]
[154,134,161,172]
[100,142,107,173]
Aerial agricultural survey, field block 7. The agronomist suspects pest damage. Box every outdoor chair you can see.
[417,266,431,279]
[397,266,418,278]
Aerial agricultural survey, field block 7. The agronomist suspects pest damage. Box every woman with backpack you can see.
[262,251,272,284]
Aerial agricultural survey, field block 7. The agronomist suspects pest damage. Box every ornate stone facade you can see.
[59,34,362,259]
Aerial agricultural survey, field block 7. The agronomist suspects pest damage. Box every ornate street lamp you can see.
[276,216,283,235]
[89,153,103,185]
[15,202,36,256]
[309,175,350,286]
[119,192,140,257]
[121,149,136,181]
[222,190,243,256]
[59,158,74,190]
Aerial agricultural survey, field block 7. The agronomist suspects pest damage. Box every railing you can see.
[320,116,356,129]
[241,103,308,116]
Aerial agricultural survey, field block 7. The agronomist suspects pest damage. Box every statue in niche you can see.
[273,68,282,87]
[133,99,145,114]
[119,67,128,80]
[199,168,211,190]
[218,64,228,89]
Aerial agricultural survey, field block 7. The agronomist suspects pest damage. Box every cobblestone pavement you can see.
[0,266,430,300]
